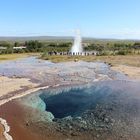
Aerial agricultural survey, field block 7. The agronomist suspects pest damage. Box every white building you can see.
[0,46,7,50]
[13,46,27,49]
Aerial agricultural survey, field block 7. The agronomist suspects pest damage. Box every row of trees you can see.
[0,41,72,54]
[85,42,140,55]
[0,40,140,55]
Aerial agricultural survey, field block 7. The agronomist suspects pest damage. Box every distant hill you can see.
[0,36,74,42]
[0,36,139,43]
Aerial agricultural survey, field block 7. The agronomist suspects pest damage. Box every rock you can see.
[71,132,79,136]
[75,117,82,121]
[96,134,100,138]
[74,59,79,62]
[110,119,115,123]
[104,118,109,123]
[68,125,72,129]
[25,121,30,126]
[64,116,73,121]
[81,120,87,125]
[46,112,55,122]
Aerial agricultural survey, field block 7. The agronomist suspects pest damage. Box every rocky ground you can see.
[0,57,140,140]
[111,65,140,80]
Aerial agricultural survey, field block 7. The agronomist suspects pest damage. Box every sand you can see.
[0,76,60,140]
[0,76,38,97]
[0,76,40,140]
[112,65,140,80]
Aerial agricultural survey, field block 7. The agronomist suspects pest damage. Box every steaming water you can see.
[71,30,83,54]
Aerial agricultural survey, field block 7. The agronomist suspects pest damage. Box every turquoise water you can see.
[17,80,140,139]
[20,80,140,122]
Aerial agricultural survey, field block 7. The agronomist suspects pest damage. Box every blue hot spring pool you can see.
[19,80,140,120]
[17,80,140,139]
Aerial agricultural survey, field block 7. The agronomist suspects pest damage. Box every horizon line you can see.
[0,35,140,41]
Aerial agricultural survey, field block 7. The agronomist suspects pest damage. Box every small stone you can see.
[64,116,73,121]
[26,121,30,126]
[77,116,82,119]
[68,125,72,129]
[96,134,100,138]
[74,59,78,62]
[81,120,87,125]
[71,132,78,136]
[104,118,109,123]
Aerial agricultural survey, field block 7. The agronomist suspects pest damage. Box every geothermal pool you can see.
[16,80,140,140]
[0,57,139,140]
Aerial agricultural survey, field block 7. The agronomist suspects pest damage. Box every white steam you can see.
[71,30,83,54]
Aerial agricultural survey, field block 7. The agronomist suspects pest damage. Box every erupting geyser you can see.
[71,30,83,55]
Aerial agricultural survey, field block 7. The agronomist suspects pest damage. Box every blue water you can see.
[20,80,140,122]
[15,78,140,140]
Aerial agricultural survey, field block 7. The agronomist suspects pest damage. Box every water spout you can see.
[71,30,83,55]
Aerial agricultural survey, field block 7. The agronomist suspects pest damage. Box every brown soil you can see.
[0,100,71,140]
[0,123,5,140]
[0,100,98,140]
[0,100,43,140]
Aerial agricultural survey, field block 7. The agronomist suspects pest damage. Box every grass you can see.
[0,53,40,62]
[1,53,140,67]
[42,55,140,67]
